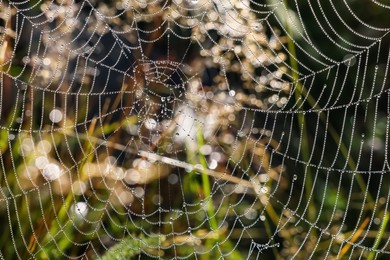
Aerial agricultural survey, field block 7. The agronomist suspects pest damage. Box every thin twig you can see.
[63,131,253,188]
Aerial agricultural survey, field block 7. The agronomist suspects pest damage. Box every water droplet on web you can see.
[293,174,298,181]
[260,215,266,221]
[145,118,157,130]
[161,97,165,102]
[238,130,245,137]
[229,90,236,97]
[22,56,30,64]
[49,109,63,123]
[73,202,88,217]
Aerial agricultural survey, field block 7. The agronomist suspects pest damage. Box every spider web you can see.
[0,0,389,259]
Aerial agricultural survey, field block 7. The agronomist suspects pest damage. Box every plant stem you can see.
[367,212,389,260]
[339,217,369,258]
[196,125,218,231]
[283,0,316,223]
[196,124,221,259]
[264,217,280,260]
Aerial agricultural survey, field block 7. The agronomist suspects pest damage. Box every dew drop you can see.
[145,118,157,130]
[22,56,30,64]
[73,202,88,217]
[49,109,63,123]
[293,174,298,181]
[237,130,245,137]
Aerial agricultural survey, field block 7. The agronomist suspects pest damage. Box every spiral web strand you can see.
[0,0,389,259]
